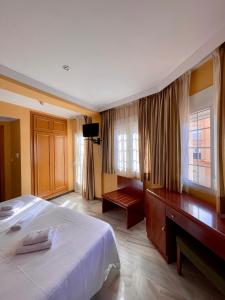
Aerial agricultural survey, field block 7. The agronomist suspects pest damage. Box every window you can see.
[116,132,139,176]
[188,108,212,188]
[75,134,84,191]
[74,117,85,193]
[114,102,139,178]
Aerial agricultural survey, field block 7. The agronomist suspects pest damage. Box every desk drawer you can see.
[166,207,185,227]
[166,206,225,261]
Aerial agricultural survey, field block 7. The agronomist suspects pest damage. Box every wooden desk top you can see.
[146,189,225,239]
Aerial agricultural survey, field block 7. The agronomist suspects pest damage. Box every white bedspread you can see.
[0,195,120,300]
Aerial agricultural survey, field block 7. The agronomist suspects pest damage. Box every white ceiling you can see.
[0,89,78,119]
[0,0,225,112]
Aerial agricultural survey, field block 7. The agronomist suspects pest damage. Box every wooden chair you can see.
[102,176,144,229]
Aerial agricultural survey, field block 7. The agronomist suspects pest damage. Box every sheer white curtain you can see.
[74,116,85,193]
[179,71,191,191]
[114,101,139,178]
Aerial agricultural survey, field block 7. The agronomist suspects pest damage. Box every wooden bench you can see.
[102,176,144,229]
[176,233,225,296]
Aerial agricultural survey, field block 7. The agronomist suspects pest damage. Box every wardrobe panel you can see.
[34,131,53,198]
[53,134,68,193]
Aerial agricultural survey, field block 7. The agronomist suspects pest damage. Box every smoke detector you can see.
[62,65,72,71]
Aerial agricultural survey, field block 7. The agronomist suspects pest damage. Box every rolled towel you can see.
[10,215,34,232]
[23,228,51,246]
[0,210,14,218]
[16,239,52,254]
[1,204,14,211]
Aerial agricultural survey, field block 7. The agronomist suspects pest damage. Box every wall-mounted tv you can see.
[83,123,99,137]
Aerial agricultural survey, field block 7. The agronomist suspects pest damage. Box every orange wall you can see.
[0,75,98,118]
[190,59,213,96]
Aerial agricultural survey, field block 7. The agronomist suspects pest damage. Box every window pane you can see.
[189,148,198,165]
[198,166,211,188]
[198,128,210,147]
[189,130,198,147]
[198,109,210,129]
[197,148,210,167]
[190,113,197,130]
[189,165,198,183]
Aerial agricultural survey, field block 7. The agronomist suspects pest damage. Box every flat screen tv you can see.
[83,123,99,137]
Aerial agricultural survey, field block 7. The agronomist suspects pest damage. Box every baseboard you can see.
[95,196,103,201]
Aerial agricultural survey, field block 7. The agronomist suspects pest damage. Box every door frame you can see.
[0,125,5,201]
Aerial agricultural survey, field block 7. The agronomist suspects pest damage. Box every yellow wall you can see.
[0,75,98,118]
[190,59,213,96]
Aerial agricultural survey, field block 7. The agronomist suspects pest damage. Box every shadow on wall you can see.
[0,116,21,201]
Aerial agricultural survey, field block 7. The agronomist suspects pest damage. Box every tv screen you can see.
[83,123,99,137]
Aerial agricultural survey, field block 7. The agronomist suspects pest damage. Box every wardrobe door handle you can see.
[162,225,166,232]
[170,214,175,219]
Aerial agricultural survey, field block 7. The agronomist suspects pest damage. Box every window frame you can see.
[187,106,215,192]
[114,129,140,178]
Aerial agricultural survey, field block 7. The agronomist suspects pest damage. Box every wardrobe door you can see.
[33,131,53,198]
[53,134,68,194]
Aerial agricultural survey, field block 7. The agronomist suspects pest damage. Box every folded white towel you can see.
[0,210,14,218]
[16,239,52,254]
[23,228,51,246]
[1,204,14,211]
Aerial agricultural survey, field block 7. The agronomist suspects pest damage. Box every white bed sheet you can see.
[0,195,120,300]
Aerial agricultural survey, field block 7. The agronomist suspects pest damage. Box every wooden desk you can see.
[145,189,225,262]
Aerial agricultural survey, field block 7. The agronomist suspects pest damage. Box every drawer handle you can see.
[170,214,175,219]
[161,225,166,232]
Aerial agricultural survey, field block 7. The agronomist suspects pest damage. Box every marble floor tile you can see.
[52,193,225,300]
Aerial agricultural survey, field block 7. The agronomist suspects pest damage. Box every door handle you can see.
[162,225,166,232]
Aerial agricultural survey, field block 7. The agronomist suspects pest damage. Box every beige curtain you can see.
[139,76,188,192]
[101,110,115,174]
[179,72,191,190]
[82,116,95,200]
[213,43,225,216]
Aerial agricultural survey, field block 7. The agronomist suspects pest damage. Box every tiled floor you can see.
[52,193,224,300]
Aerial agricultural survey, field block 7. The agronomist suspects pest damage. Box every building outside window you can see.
[188,108,212,188]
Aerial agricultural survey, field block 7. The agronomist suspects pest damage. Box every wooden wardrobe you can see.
[31,112,68,199]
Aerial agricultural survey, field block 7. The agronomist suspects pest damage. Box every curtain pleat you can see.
[101,110,115,174]
[139,76,189,192]
[213,43,225,215]
[82,116,95,200]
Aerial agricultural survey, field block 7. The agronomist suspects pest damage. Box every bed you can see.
[0,195,120,300]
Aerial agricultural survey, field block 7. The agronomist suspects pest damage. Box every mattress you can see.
[0,195,120,300]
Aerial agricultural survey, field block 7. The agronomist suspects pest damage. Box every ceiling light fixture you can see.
[62,65,72,71]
